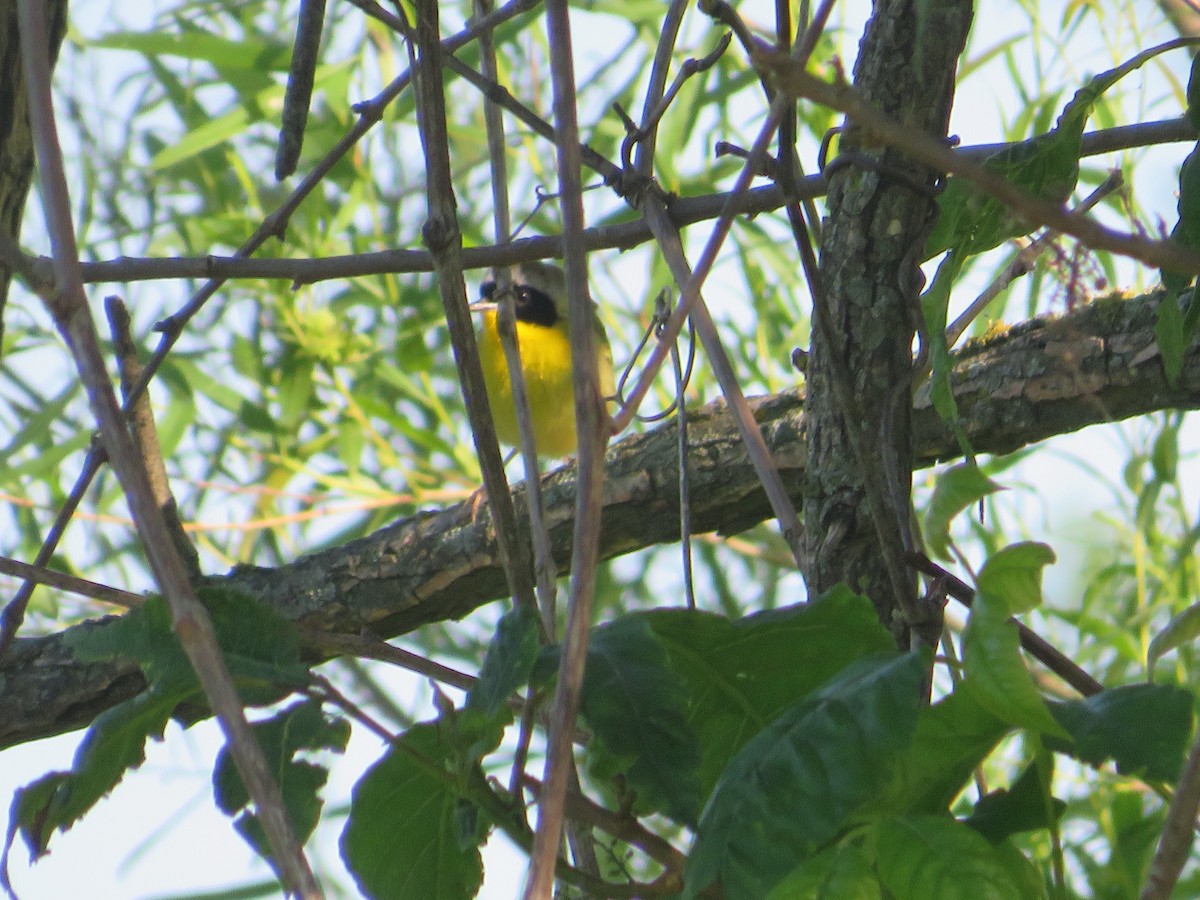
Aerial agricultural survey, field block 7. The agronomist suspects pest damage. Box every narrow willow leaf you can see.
[1148,599,1200,679]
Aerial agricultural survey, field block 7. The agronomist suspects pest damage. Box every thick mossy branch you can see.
[1,290,1195,748]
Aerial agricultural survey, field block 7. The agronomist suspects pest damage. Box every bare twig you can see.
[105,296,201,583]
[524,1,610,894]
[908,553,1103,697]
[410,0,539,628]
[0,555,142,609]
[15,1,319,894]
[757,44,1200,275]
[1140,731,1200,900]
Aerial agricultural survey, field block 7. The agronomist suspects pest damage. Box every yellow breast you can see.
[476,311,614,457]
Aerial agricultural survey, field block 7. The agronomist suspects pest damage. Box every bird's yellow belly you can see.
[477,313,582,457]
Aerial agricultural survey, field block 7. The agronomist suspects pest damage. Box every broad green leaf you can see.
[768,841,881,899]
[1048,684,1194,782]
[12,690,177,858]
[466,605,540,719]
[684,652,925,900]
[214,699,350,864]
[962,599,1069,739]
[924,463,1003,559]
[578,615,702,825]
[873,688,1010,817]
[875,816,1044,900]
[646,587,895,799]
[964,760,1064,843]
[975,542,1056,615]
[1148,598,1200,678]
[341,723,486,900]
[16,591,314,858]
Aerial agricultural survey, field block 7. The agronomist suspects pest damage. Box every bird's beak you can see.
[468,300,498,314]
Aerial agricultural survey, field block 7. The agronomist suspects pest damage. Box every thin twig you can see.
[0,555,142,609]
[1140,730,1200,900]
[14,2,319,894]
[410,0,539,626]
[105,295,201,583]
[908,553,1103,697]
[758,43,1200,275]
[612,0,839,572]
[941,170,1123,352]
[524,1,610,894]
[472,0,559,637]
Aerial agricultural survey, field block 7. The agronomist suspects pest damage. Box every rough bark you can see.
[1,289,1197,748]
[802,0,974,641]
[0,0,69,343]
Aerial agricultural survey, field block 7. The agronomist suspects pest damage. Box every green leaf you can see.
[646,587,896,800]
[1162,146,1200,301]
[1149,598,1200,679]
[277,354,316,432]
[921,252,966,426]
[873,688,1010,817]
[11,690,177,858]
[578,616,702,825]
[214,699,350,865]
[684,652,926,900]
[964,760,1064,843]
[1157,286,1190,385]
[15,591,314,858]
[1048,684,1194,782]
[875,816,1044,900]
[962,599,1068,739]
[1188,52,1200,132]
[924,463,1003,560]
[90,30,291,72]
[341,723,486,900]
[975,542,1056,615]
[926,43,1179,263]
[768,841,881,899]
[467,605,540,718]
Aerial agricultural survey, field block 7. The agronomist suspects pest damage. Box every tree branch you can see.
[0,288,1195,750]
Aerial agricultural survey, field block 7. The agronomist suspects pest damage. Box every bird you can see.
[470,260,615,457]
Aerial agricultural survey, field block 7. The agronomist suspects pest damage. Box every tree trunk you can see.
[803,0,974,643]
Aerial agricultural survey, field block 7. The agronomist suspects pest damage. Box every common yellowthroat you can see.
[471,261,615,457]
